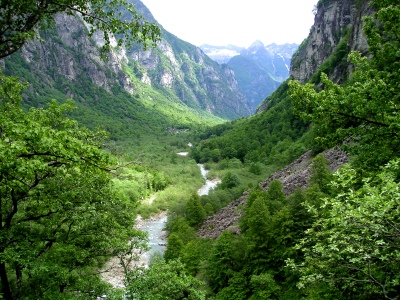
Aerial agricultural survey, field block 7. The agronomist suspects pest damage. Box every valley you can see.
[1,0,400,299]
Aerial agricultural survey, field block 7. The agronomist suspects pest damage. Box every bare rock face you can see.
[348,0,374,55]
[290,0,374,84]
[197,148,348,239]
[291,0,357,83]
[19,14,134,95]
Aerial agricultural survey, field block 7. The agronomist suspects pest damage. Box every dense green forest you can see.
[1,0,400,299]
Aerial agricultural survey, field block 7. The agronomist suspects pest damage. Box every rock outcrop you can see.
[6,0,252,120]
[19,14,132,95]
[197,148,348,239]
[123,0,252,119]
[291,0,355,83]
[290,0,373,84]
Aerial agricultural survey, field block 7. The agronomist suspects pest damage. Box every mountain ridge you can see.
[201,41,297,110]
[2,0,252,138]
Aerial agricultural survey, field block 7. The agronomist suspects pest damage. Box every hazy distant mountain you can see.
[199,44,244,64]
[201,41,298,111]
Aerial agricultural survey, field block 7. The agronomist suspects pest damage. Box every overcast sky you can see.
[140,0,318,47]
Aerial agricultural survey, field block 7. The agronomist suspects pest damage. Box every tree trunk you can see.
[15,264,22,299]
[0,262,13,300]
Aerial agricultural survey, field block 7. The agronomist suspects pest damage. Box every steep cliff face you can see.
[290,0,355,83]
[18,14,133,96]
[347,0,375,54]
[290,0,373,84]
[126,0,251,119]
[4,0,251,120]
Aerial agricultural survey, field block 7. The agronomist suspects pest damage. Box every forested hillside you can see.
[160,0,400,299]
[1,0,400,299]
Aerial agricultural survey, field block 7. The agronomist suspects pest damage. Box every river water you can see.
[138,162,220,265]
[102,159,220,287]
[197,164,221,196]
[138,214,168,264]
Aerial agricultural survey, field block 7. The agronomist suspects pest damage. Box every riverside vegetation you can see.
[1,0,400,299]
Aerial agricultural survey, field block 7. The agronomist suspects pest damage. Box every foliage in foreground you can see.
[288,159,400,299]
[286,0,400,298]
[0,73,146,299]
[125,258,206,300]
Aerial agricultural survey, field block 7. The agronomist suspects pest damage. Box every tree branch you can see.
[336,111,390,128]
[18,209,59,223]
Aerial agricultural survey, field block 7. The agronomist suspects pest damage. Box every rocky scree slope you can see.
[197,148,348,239]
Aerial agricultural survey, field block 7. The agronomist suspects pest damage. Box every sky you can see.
[140,0,318,48]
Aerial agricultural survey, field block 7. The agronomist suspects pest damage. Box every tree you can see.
[309,153,333,195]
[219,172,241,190]
[215,272,250,300]
[239,188,268,234]
[185,193,206,228]
[265,179,286,214]
[181,239,213,276]
[207,231,245,292]
[164,233,184,262]
[288,160,400,299]
[0,0,160,59]
[249,272,281,300]
[125,258,206,300]
[0,72,145,299]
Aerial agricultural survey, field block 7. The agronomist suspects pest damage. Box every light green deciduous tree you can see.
[0,73,145,299]
[288,160,400,299]
[125,258,206,300]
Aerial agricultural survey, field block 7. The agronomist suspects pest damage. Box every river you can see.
[102,159,220,287]
[139,162,220,265]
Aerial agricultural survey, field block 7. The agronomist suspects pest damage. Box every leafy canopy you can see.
[287,160,400,299]
[0,72,146,299]
[125,258,206,300]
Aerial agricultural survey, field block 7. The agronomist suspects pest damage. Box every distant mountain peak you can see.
[249,40,265,50]
[196,41,300,112]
